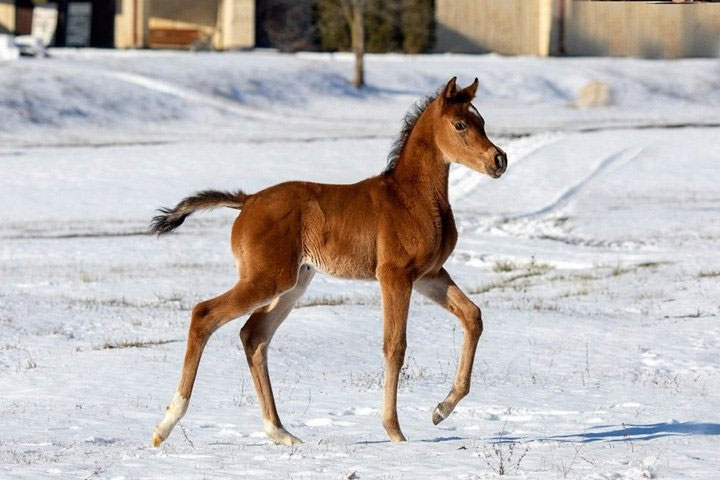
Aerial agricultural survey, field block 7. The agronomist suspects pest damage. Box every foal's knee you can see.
[239,323,263,351]
[189,302,213,337]
[239,323,269,360]
[239,324,252,348]
[465,304,483,338]
[383,339,407,364]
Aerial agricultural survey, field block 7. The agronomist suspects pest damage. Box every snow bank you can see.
[1,50,719,144]
[0,34,19,61]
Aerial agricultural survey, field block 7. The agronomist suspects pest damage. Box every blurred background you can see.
[1,0,719,56]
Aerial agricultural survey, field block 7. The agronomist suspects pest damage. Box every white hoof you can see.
[153,392,188,446]
[152,428,165,447]
[265,421,303,446]
[432,403,451,425]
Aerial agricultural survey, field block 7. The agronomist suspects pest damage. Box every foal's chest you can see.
[416,207,457,276]
[436,209,458,263]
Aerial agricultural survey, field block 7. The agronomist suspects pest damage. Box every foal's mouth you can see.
[490,167,506,179]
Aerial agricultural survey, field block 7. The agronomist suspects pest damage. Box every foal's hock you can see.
[150,77,507,446]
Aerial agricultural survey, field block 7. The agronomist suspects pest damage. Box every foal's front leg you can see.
[414,268,483,425]
[377,266,413,442]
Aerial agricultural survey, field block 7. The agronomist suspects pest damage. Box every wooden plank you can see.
[149,27,199,47]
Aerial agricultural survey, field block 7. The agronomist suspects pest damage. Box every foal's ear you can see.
[463,78,479,99]
[442,76,458,101]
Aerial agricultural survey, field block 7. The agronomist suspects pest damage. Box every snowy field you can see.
[1,50,720,479]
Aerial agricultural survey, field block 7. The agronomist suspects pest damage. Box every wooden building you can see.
[0,0,254,49]
[435,0,720,58]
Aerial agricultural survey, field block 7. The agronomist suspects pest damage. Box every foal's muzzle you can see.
[492,149,507,177]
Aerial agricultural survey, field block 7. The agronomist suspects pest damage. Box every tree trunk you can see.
[351,1,365,89]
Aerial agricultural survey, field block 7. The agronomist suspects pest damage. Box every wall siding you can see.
[435,0,552,55]
[435,0,720,58]
[566,2,720,58]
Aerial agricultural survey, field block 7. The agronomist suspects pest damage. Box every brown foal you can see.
[150,77,507,447]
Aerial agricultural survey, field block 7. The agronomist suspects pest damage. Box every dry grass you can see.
[471,260,554,295]
[698,270,720,278]
[168,262,220,270]
[399,356,432,386]
[70,292,192,311]
[0,442,64,465]
[296,295,374,308]
[531,299,560,312]
[557,286,590,298]
[611,261,668,277]
[95,338,182,350]
[344,370,384,390]
[549,261,671,288]
[79,271,99,283]
[493,260,517,273]
[480,441,530,476]
[297,295,353,308]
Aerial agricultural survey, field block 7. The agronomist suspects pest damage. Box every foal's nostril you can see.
[494,153,506,171]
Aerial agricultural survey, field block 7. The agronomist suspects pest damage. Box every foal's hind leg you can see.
[240,264,315,445]
[152,278,285,447]
[414,268,482,425]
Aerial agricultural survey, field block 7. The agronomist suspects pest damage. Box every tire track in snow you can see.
[504,146,644,222]
[450,132,566,202]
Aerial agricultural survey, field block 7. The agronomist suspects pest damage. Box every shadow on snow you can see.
[476,421,720,445]
[548,421,720,443]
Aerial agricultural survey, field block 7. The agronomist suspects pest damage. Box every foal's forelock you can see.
[468,103,483,121]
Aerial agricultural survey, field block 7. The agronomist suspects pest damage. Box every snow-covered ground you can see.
[1,50,719,479]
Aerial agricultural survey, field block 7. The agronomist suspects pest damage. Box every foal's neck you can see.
[390,117,450,209]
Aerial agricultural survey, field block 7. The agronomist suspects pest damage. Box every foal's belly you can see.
[303,248,377,280]
[300,194,379,280]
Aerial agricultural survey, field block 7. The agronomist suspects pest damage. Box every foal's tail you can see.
[150,189,247,235]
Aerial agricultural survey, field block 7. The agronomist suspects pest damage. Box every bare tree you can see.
[339,0,366,89]
[257,0,317,52]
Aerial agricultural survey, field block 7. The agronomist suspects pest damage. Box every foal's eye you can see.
[454,121,467,131]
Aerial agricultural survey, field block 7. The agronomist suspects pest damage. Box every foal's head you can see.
[432,77,507,178]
